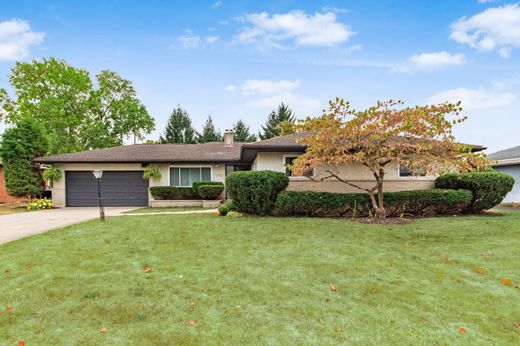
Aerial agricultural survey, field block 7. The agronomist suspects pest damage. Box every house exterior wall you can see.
[494,165,520,202]
[0,165,29,203]
[51,163,227,207]
[253,152,435,193]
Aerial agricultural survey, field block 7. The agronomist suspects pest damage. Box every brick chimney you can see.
[223,129,234,147]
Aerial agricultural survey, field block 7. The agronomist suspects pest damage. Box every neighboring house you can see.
[488,145,520,203]
[0,159,28,203]
[34,131,485,207]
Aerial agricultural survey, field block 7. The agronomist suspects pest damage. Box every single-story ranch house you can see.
[488,145,520,203]
[34,131,485,207]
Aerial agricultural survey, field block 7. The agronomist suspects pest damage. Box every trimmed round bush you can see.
[149,186,198,200]
[217,200,237,216]
[274,189,473,218]
[435,171,515,213]
[192,181,224,198]
[226,170,289,215]
[198,185,225,200]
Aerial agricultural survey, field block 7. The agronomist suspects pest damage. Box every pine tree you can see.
[0,117,48,196]
[159,106,197,144]
[197,116,222,143]
[233,119,256,142]
[259,102,295,140]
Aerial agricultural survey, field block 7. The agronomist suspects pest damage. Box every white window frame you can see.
[282,154,315,180]
[397,163,435,180]
[168,165,213,187]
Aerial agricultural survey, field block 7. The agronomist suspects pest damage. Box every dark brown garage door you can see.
[65,171,149,207]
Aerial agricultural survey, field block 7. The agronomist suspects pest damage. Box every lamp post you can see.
[93,170,105,221]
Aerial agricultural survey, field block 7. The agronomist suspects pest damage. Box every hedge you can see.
[274,189,473,218]
[217,200,237,216]
[149,186,198,200]
[226,170,289,215]
[198,185,225,200]
[192,181,224,197]
[435,171,514,213]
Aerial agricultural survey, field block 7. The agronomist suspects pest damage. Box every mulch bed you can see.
[354,217,414,225]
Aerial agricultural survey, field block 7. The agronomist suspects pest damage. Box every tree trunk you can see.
[375,171,386,218]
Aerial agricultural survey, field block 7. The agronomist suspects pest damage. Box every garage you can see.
[65,171,149,207]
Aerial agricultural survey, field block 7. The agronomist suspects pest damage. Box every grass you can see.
[123,207,212,214]
[0,212,519,345]
[500,203,520,208]
[0,202,28,215]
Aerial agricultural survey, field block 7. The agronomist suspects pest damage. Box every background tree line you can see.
[159,102,296,144]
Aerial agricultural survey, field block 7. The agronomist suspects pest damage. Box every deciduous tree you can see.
[292,99,488,218]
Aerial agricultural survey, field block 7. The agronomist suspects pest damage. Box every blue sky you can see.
[1,0,519,152]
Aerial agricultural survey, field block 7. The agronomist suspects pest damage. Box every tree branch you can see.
[311,170,372,193]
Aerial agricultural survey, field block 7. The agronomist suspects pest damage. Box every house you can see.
[0,159,28,204]
[34,131,485,207]
[488,145,520,203]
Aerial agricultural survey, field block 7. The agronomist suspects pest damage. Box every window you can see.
[284,156,313,177]
[170,167,211,187]
[399,165,427,178]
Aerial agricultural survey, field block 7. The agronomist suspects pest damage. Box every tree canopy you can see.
[0,58,155,154]
[197,116,222,143]
[159,106,197,144]
[292,98,488,218]
[259,103,295,140]
[0,117,48,196]
[233,119,257,142]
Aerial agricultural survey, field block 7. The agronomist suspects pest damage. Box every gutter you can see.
[491,158,520,167]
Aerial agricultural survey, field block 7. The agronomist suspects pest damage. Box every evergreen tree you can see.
[197,116,222,143]
[259,102,295,140]
[159,106,197,144]
[233,119,257,142]
[0,117,48,196]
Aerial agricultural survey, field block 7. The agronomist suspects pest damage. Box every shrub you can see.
[27,198,52,210]
[149,186,198,200]
[217,200,237,216]
[142,165,162,180]
[192,181,224,197]
[198,185,225,200]
[226,170,289,215]
[435,171,515,213]
[274,189,473,218]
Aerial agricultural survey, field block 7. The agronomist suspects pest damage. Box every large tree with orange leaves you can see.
[292,99,488,218]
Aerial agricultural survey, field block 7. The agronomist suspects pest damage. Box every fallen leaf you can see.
[458,327,466,333]
[18,341,25,346]
[188,319,196,326]
[501,278,513,286]
[100,327,108,333]
[143,267,153,273]
[4,269,11,273]
[475,267,486,274]
[330,284,337,292]
[6,306,13,311]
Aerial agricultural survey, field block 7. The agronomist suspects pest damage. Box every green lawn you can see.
[123,207,212,214]
[1,212,519,345]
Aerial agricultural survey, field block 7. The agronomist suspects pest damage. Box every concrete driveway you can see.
[0,207,136,244]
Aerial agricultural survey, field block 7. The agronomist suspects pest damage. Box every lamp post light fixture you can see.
[92,170,105,221]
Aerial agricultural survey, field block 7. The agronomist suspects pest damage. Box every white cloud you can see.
[428,85,516,110]
[450,3,520,58]
[393,51,466,72]
[230,78,321,116]
[211,1,223,9]
[0,18,44,61]
[177,30,200,49]
[240,79,300,95]
[478,0,497,3]
[206,35,219,43]
[234,10,354,48]
[225,85,236,92]
[321,6,350,14]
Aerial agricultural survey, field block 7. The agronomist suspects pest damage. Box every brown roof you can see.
[242,132,307,148]
[34,142,243,164]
